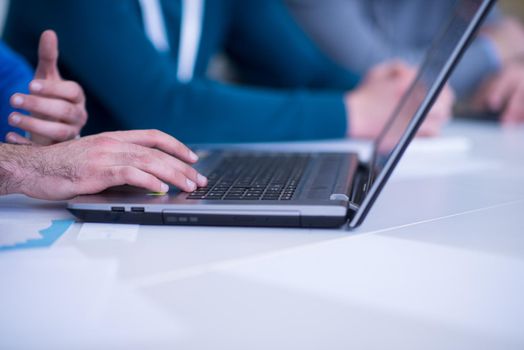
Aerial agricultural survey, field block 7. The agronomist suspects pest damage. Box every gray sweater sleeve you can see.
[449,36,501,98]
[286,0,503,98]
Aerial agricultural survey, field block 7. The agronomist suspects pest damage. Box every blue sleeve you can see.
[0,41,33,142]
[449,36,502,99]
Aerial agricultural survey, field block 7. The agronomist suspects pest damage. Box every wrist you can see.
[345,90,367,138]
[0,144,35,196]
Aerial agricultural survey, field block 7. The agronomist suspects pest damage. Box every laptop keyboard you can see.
[187,154,311,201]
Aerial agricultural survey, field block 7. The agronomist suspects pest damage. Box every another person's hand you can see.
[1,130,208,200]
[345,62,453,139]
[419,83,455,136]
[7,30,87,146]
[482,17,524,64]
[477,61,524,125]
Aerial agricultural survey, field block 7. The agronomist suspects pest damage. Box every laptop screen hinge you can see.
[348,202,360,212]
[349,164,369,208]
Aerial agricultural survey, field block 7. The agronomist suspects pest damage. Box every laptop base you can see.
[69,208,349,228]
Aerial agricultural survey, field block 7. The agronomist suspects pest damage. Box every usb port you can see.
[111,206,125,212]
[131,207,145,213]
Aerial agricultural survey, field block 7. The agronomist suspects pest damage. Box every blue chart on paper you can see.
[0,220,74,252]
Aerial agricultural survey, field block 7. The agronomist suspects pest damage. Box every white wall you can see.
[0,0,9,37]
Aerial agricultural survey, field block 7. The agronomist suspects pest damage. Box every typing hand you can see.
[5,130,208,200]
[7,30,87,146]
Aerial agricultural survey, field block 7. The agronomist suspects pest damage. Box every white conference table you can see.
[0,120,523,350]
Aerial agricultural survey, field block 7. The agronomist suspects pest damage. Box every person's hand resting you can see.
[475,60,524,125]
[345,62,454,139]
[471,17,524,125]
[7,30,87,146]
[0,130,208,200]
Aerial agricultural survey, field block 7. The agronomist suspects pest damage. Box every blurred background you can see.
[501,0,524,19]
[1,0,524,36]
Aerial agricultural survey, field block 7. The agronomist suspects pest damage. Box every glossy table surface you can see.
[1,121,523,350]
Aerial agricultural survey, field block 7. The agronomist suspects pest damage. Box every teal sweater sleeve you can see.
[4,0,353,144]
[226,0,361,90]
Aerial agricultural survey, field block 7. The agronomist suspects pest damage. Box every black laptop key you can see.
[205,195,225,200]
[208,192,226,197]
[188,194,205,199]
[224,195,244,200]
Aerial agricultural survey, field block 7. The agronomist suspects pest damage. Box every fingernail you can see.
[160,183,169,193]
[12,95,24,106]
[186,179,196,191]
[197,173,208,186]
[6,133,16,143]
[30,81,43,92]
[189,150,199,162]
[9,114,21,125]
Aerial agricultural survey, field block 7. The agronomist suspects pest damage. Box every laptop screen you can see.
[351,0,496,227]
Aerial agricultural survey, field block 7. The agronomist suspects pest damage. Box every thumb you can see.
[35,30,61,80]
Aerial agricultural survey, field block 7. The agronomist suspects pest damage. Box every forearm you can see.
[0,143,33,195]
[58,34,349,143]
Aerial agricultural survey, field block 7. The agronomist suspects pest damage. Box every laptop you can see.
[68,0,496,229]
